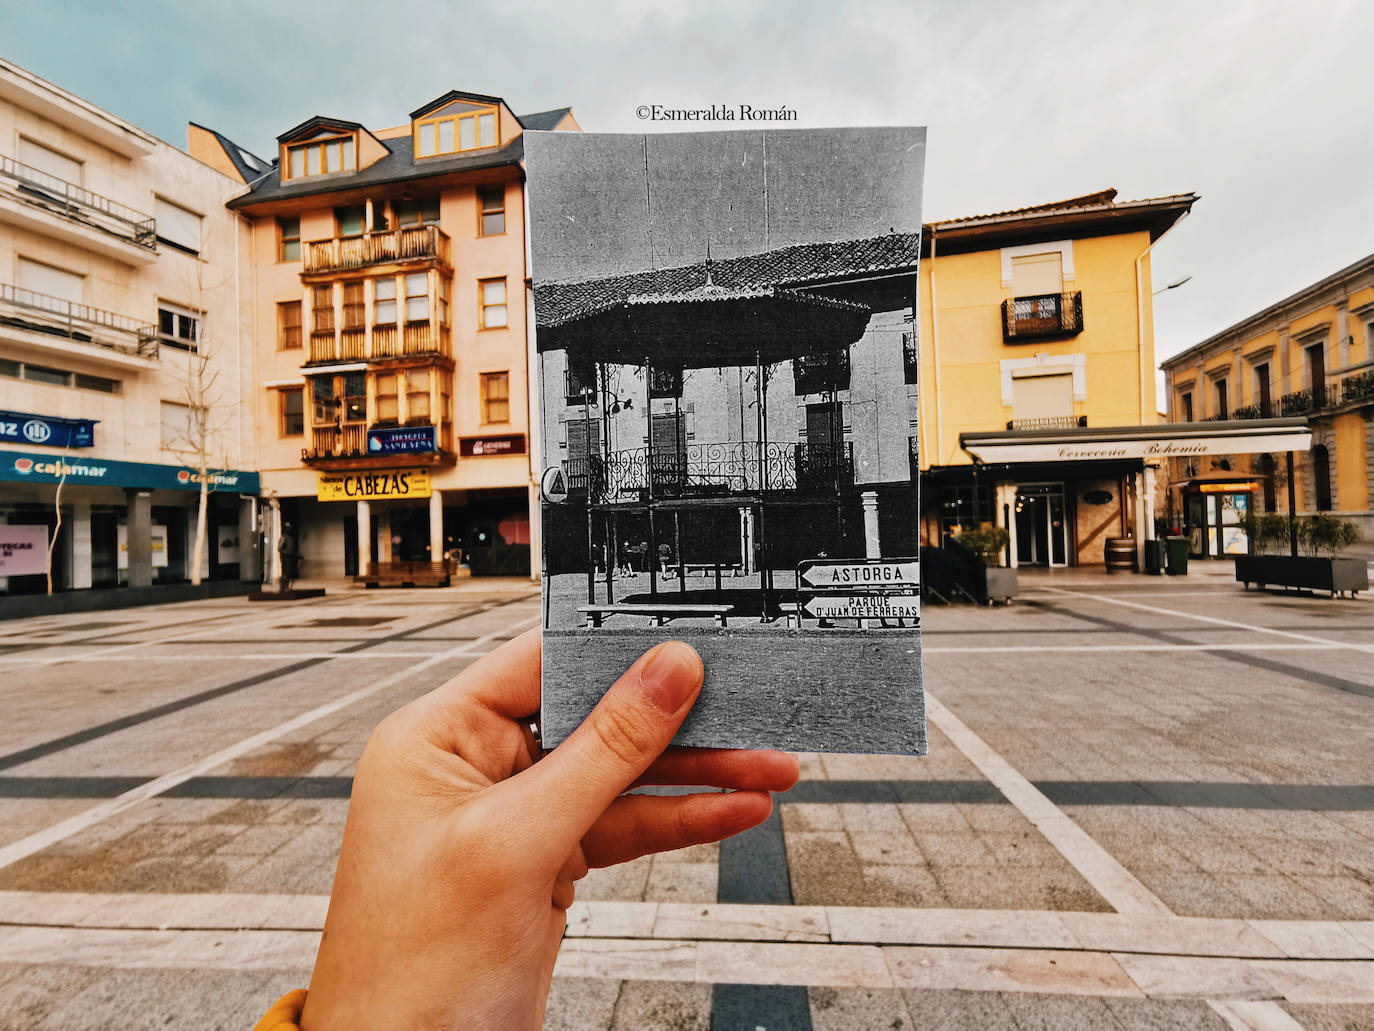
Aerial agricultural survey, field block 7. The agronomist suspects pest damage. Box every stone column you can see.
[1133,471,1148,571]
[357,499,372,573]
[70,500,92,590]
[527,482,541,582]
[860,491,881,559]
[428,489,444,564]
[125,490,153,588]
[995,482,1018,569]
[1143,466,1157,542]
[266,498,281,584]
[1337,306,1350,370]
[377,507,392,563]
[238,498,260,582]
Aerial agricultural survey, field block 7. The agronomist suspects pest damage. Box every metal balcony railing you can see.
[794,348,851,394]
[564,440,855,502]
[1005,415,1087,430]
[1279,385,1338,416]
[1002,291,1084,341]
[0,283,158,357]
[1228,402,1274,420]
[305,319,451,364]
[303,224,451,275]
[1341,371,1374,406]
[0,155,157,250]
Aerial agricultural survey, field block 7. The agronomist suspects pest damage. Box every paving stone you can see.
[779,803,844,832]
[544,976,620,1031]
[644,858,716,903]
[809,986,914,1029]
[609,979,711,1030]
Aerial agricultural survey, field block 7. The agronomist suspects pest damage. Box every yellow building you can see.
[916,189,1200,567]
[191,96,578,580]
[1160,254,1374,552]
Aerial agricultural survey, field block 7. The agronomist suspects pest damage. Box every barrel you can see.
[1104,536,1137,574]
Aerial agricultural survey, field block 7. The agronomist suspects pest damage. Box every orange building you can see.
[190,95,578,580]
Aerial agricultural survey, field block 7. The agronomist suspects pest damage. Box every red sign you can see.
[460,434,527,457]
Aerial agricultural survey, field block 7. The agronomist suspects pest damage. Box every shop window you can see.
[158,302,200,352]
[285,135,355,179]
[405,368,431,423]
[375,372,399,422]
[1312,445,1332,511]
[374,277,397,325]
[277,217,301,261]
[277,300,302,349]
[395,196,440,227]
[279,388,304,437]
[482,371,510,424]
[405,273,429,322]
[335,205,365,237]
[479,186,505,236]
[479,277,507,329]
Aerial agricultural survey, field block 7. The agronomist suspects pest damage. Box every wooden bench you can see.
[357,561,451,588]
[578,603,734,628]
[663,562,745,579]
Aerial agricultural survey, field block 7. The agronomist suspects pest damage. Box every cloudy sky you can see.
[4,0,1370,368]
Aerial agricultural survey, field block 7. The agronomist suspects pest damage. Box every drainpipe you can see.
[927,227,944,465]
[1133,211,1190,424]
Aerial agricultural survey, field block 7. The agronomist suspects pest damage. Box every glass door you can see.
[1014,484,1068,567]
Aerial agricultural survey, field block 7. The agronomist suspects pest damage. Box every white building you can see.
[0,58,258,597]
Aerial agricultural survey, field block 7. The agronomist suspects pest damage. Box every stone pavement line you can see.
[1040,586,1374,653]
[924,642,1354,653]
[0,615,539,872]
[922,690,1174,916]
[0,650,463,663]
[1207,999,1307,1031]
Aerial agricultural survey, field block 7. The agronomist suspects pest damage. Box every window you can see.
[1215,379,1228,420]
[74,372,120,394]
[565,354,596,404]
[395,196,440,227]
[405,368,431,423]
[335,205,365,237]
[1010,252,1063,297]
[160,401,190,449]
[0,359,117,392]
[279,388,304,437]
[285,135,355,179]
[341,372,365,423]
[341,282,365,330]
[375,372,399,422]
[18,137,82,184]
[154,198,202,254]
[1180,391,1194,423]
[278,217,301,261]
[277,301,302,349]
[311,285,334,333]
[24,364,71,386]
[478,186,505,236]
[415,104,498,158]
[17,256,82,303]
[157,303,200,352]
[437,277,451,326]
[405,273,429,322]
[482,371,510,423]
[1312,444,1332,511]
[479,277,507,329]
[1306,342,1326,393]
[1254,362,1271,415]
[374,277,397,325]
[311,373,366,424]
[1012,373,1074,422]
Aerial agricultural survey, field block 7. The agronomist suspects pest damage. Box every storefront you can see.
[0,447,261,594]
[944,418,1312,568]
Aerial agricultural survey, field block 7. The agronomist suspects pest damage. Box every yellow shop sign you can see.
[317,468,431,501]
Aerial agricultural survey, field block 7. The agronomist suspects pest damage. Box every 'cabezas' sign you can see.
[317,468,431,501]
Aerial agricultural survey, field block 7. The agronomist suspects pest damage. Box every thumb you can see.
[517,640,703,850]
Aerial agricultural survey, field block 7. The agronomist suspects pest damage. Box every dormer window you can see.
[415,102,498,158]
[285,132,356,179]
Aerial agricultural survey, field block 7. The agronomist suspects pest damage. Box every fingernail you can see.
[638,641,702,713]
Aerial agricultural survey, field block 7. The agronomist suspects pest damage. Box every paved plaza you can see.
[0,566,1371,1029]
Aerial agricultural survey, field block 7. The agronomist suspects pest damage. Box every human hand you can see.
[299,629,800,1030]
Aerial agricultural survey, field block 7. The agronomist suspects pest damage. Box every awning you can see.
[959,418,1312,465]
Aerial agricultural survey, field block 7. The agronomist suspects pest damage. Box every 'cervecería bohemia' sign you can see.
[317,468,431,501]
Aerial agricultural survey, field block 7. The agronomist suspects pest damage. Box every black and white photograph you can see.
[526,127,927,753]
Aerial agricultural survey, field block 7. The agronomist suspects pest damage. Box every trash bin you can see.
[1165,535,1189,576]
[1143,539,1166,575]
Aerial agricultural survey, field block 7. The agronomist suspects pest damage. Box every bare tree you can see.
[46,456,67,595]
[163,346,234,586]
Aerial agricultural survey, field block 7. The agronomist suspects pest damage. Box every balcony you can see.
[1228,402,1274,420]
[1005,415,1087,431]
[302,225,451,278]
[304,422,367,461]
[793,349,851,395]
[306,319,451,365]
[563,440,854,503]
[1341,371,1374,407]
[0,155,157,262]
[1001,292,1084,342]
[1279,385,1338,416]
[303,420,453,467]
[0,282,157,361]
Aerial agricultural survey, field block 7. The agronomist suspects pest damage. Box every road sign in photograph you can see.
[803,594,921,619]
[798,559,920,589]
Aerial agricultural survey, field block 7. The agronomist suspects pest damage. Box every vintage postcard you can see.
[525,126,926,754]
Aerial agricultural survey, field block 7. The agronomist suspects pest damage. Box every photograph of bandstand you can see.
[525,127,927,754]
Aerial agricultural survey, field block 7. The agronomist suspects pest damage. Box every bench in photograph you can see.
[358,561,451,588]
[578,603,734,628]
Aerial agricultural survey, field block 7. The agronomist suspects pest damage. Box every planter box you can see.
[1235,555,1368,597]
[979,566,1018,604]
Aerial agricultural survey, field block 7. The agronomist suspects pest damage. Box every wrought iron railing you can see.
[0,155,156,249]
[1341,371,1374,406]
[1228,402,1274,420]
[1279,385,1338,416]
[564,440,855,502]
[1005,415,1087,430]
[303,224,450,275]
[1002,291,1083,341]
[794,349,851,394]
[0,282,158,357]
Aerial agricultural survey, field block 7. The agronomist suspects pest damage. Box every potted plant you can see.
[953,522,1017,604]
[1235,512,1367,597]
